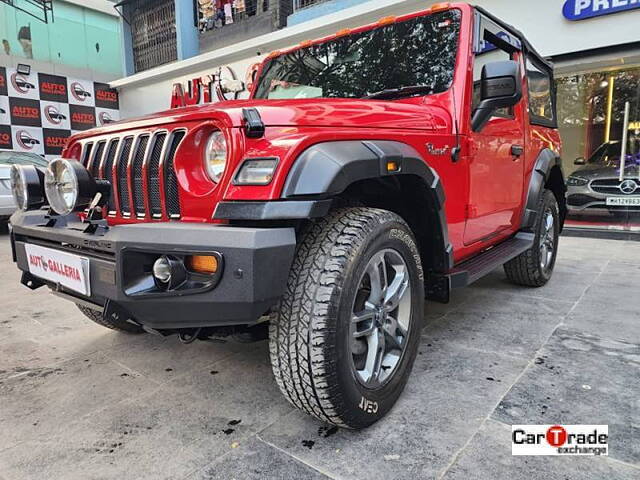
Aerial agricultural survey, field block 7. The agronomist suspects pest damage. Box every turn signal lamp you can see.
[386,161,400,173]
[186,255,219,275]
[430,2,451,13]
[377,16,396,26]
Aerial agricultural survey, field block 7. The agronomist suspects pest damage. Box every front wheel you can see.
[504,189,560,287]
[269,208,424,429]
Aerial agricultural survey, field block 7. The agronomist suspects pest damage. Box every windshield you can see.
[0,152,48,167]
[588,138,640,167]
[254,10,461,100]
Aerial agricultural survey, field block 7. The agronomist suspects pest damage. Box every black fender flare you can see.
[282,140,454,272]
[520,148,567,232]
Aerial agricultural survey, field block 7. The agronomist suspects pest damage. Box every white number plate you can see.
[606,197,640,206]
[25,244,90,296]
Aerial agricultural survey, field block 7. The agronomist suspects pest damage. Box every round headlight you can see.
[10,165,45,211]
[44,159,96,215]
[204,130,227,183]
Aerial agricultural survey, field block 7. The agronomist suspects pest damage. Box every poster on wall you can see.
[0,67,120,161]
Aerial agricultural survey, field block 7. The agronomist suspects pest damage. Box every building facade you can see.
[0,0,123,160]
[110,0,640,235]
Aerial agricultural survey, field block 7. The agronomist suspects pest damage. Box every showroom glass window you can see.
[254,10,461,99]
[556,67,640,230]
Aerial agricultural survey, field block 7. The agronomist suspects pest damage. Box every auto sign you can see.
[563,0,640,21]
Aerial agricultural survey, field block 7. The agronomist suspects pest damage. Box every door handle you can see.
[511,145,524,157]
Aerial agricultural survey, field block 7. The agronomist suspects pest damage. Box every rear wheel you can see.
[504,189,560,287]
[269,207,424,429]
[77,305,145,334]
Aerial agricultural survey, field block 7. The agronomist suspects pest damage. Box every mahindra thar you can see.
[9,3,566,428]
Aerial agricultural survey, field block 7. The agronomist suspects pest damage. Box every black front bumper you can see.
[10,210,296,329]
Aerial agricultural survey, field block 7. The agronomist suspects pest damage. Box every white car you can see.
[0,152,49,222]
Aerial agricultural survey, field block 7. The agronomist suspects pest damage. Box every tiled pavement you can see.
[0,229,638,480]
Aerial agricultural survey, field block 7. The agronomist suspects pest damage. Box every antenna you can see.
[451,82,461,163]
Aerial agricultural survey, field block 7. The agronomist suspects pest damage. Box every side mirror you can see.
[472,60,522,132]
[574,157,586,166]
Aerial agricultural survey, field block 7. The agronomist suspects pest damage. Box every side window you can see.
[472,44,513,118]
[526,58,555,125]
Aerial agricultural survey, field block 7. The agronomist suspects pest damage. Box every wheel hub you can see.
[350,248,412,388]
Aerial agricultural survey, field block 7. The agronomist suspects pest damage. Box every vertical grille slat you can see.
[165,130,185,218]
[92,129,186,219]
[117,137,134,215]
[148,133,167,217]
[132,135,150,215]
[82,143,94,167]
[103,139,119,213]
[90,141,106,178]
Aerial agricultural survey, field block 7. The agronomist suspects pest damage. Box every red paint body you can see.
[63,3,561,266]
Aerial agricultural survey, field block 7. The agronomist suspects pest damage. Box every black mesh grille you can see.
[132,135,149,215]
[117,137,134,215]
[148,133,166,216]
[591,179,623,195]
[90,141,106,178]
[82,143,93,167]
[103,139,119,212]
[165,131,185,218]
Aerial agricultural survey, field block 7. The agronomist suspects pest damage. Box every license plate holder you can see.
[24,244,91,296]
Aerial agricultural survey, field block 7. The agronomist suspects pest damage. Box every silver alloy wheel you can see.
[539,208,555,270]
[350,248,412,388]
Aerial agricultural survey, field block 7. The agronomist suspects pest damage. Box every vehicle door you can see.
[464,19,526,245]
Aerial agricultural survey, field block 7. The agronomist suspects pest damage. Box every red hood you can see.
[72,98,451,140]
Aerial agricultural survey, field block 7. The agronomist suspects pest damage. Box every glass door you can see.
[557,67,640,232]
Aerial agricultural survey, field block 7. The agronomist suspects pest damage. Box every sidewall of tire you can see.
[333,218,424,428]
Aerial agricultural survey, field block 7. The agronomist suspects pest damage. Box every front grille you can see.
[591,179,629,195]
[79,129,186,220]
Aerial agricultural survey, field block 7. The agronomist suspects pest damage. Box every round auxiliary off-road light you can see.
[10,164,45,211]
[152,255,187,290]
[44,158,97,215]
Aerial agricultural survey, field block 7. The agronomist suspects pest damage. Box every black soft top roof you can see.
[474,5,553,72]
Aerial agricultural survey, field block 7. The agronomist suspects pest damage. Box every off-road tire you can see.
[77,305,145,334]
[504,189,560,287]
[269,207,424,429]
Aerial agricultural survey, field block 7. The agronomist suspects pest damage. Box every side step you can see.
[425,232,534,303]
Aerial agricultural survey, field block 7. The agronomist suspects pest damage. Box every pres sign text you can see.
[563,0,640,20]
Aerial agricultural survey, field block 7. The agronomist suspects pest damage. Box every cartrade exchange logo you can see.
[512,425,608,456]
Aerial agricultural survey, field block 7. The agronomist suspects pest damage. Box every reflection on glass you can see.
[557,67,640,230]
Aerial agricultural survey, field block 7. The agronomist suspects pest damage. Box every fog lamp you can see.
[152,255,187,289]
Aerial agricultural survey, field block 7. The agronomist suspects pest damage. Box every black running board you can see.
[425,232,535,303]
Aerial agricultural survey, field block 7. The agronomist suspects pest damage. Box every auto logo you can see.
[71,82,92,102]
[98,111,114,125]
[11,73,35,94]
[44,105,66,125]
[0,107,5,114]
[620,179,638,195]
[16,130,40,150]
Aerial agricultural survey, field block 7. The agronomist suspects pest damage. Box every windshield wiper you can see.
[363,85,434,100]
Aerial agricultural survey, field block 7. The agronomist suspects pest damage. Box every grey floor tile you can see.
[190,437,329,480]
[422,311,560,359]
[443,419,640,480]
[492,328,640,466]
[259,341,528,480]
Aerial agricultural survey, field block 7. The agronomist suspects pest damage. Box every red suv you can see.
[9,3,565,428]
